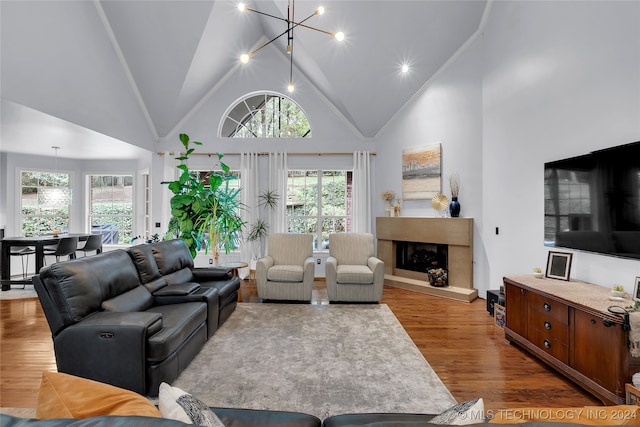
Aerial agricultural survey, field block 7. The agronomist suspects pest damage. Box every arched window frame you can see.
[219,91,312,138]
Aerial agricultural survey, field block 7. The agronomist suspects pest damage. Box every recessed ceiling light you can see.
[401,63,410,74]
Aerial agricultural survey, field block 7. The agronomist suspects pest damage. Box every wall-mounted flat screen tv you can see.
[544,141,640,259]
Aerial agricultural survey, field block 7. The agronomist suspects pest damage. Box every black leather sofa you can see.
[0,408,323,427]
[32,240,240,397]
[128,239,240,327]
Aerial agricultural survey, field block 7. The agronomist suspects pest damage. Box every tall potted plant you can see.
[163,133,245,259]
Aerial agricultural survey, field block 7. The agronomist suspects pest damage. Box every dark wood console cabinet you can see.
[504,275,640,404]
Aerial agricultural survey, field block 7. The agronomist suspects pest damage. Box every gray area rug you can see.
[173,303,456,419]
[0,287,37,300]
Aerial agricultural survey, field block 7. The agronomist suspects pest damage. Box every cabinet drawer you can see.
[528,327,569,364]
[528,291,568,322]
[528,310,569,343]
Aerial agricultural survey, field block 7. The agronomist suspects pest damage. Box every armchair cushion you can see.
[336,265,373,284]
[268,265,305,282]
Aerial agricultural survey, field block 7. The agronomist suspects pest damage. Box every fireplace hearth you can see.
[376,217,477,302]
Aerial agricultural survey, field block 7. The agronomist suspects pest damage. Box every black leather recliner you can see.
[128,239,241,327]
[33,250,211,397]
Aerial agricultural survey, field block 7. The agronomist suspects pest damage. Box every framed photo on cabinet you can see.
[545,251,573,281]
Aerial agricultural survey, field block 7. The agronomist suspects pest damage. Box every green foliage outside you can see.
[287,172,347,246]
[233,96,311,138]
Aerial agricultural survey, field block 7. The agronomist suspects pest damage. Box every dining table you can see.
[1,233,93,291]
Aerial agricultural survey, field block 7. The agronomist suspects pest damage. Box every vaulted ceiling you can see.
[1,0,488,159]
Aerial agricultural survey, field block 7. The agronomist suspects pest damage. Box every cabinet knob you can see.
[544,321,552,330]
[544,339,551,349]
[591,319,596,325]
[603,319,613,327]
[543,302,551,311]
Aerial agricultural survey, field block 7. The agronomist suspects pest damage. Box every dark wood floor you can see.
[0,280,600,410]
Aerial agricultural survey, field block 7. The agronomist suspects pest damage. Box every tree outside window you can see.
[287,170,352,249]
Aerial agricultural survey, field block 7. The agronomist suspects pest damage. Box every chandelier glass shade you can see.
[38,146,72,207]
[238,0,344,92]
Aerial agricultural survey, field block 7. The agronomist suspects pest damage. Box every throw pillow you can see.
[429,397,484,425]
[158,382,225,427]
[36,371,161,419]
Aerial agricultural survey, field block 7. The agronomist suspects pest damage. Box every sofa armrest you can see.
[192,267,231,281]
[53,311,162,395]
[153,287,220,337]
[153,282,200,297]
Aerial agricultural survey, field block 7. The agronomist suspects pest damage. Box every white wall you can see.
[376,1,640,297]
[482,1,640,293]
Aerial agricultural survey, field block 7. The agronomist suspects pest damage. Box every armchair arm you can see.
[368,256,385,285]
[53,311,162,395]
[303,257,315,288]
[325,256,338,301]
[256,256,274,296]
[192,267,231,281]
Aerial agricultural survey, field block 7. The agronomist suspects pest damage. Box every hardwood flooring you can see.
[0,281,600,410]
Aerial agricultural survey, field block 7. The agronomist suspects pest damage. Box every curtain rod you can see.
[157,151,376,156]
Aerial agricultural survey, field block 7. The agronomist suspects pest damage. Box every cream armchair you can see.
[326,233,384,302]
[256,233,315,301]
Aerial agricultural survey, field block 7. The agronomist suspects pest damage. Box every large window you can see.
[20,171,71,237]
[89,175,133,244]
[221,92,311,138]
[287,170,352,250]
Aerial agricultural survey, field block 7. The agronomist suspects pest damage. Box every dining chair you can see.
[76,234,103,257]
[43,236,79,264]
[10,246,36,287]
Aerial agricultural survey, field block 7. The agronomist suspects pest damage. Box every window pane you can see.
[89,175,133,244]
[222,92,311,138]
[287,169,352,250]
[20,170,70,237]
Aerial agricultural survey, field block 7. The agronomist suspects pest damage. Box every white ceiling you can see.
[0,0,488,159]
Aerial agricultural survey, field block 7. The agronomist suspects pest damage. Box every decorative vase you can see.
[449,197,461,217]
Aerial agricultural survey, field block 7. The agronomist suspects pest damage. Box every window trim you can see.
[219,90,312,138]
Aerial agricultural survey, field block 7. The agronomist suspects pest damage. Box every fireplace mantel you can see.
[376,217,477,302]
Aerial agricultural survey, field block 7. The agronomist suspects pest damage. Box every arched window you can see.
[220,92,311,138]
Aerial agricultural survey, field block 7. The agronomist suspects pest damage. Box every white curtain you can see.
[268,152,288,233]
[352,151,372,233]
[162,153,179,238]
[240,153,260,264]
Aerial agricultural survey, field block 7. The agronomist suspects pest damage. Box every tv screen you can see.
[544,141,640,260]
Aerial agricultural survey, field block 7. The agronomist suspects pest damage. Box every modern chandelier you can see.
[238,0,344,93]
[38,146,72,207]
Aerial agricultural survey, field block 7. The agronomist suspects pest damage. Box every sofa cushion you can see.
[36,371,161,419]
[40,251,141,326]
[101,286,154,312]
[128,244,162,284]
[146,303,208,362]
[159,383,225,427]
[162,268,196,286]
[336,265,374,284]
[151,240,195,276]
[268,265,304,282]
[199,277,240,302]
